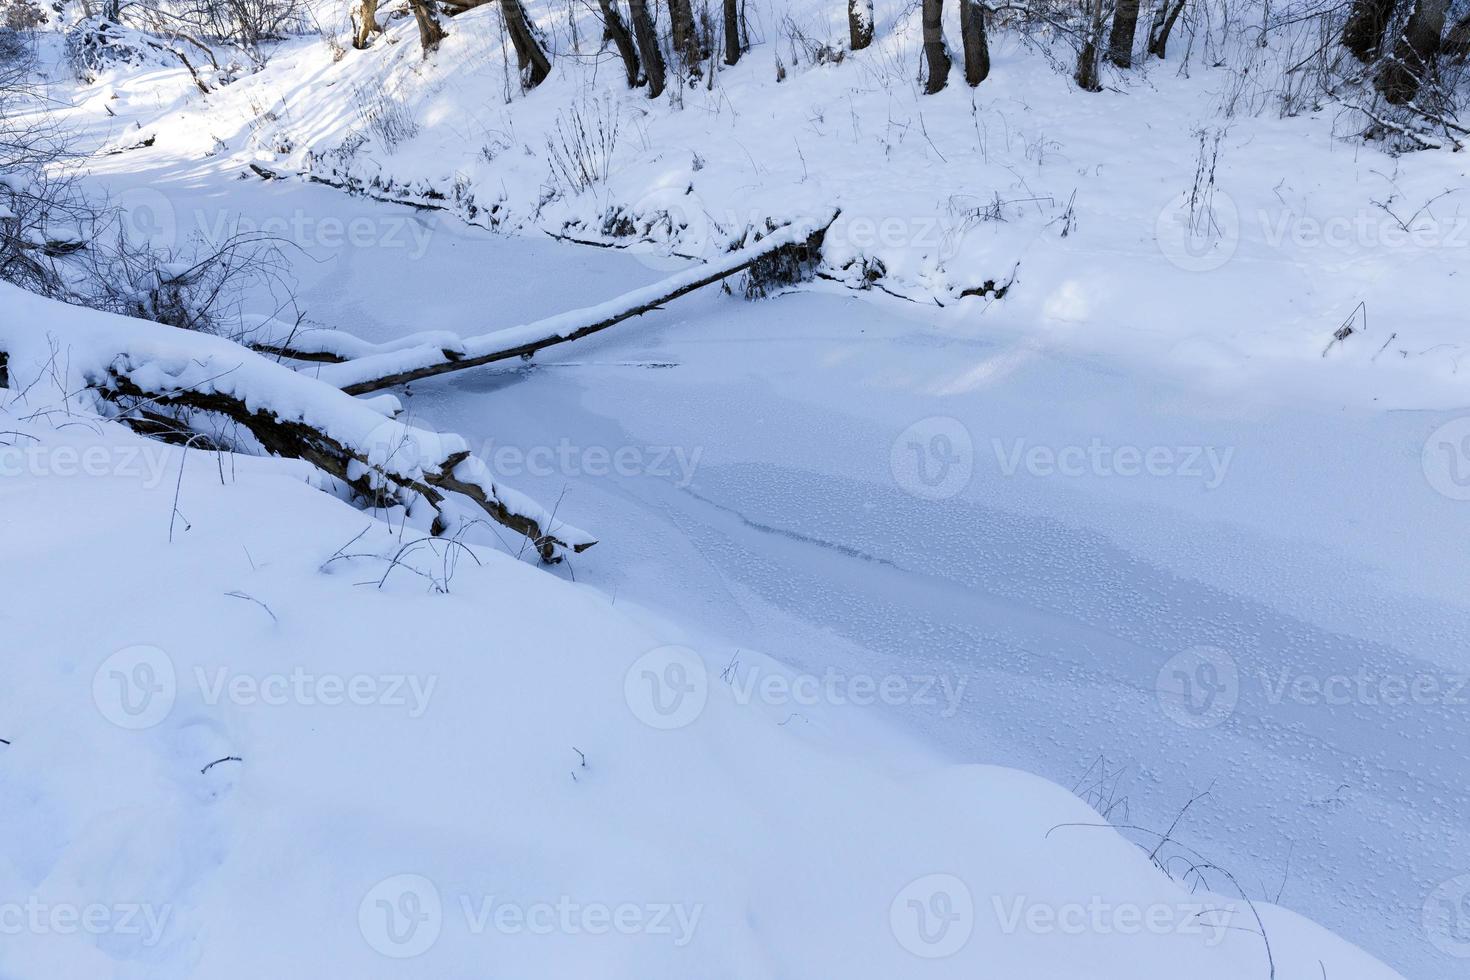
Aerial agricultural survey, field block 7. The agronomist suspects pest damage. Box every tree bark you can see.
[1446,11,1470,60]
[1147,0,1187,58]
[598,0,642,85]
[1108,0,1142,67]
[627,0,666,96]
[1342,0,1399,61]
[354,0,380,49]
[724,0,742,64]
[669,0,702,67]
[958,0,989,85]
[921,0,950,93]
[848,0,874,50]
[407,0,446,54]
[1075,0,1105,90]
[500,0,552,88]
[1377,0,1449,104]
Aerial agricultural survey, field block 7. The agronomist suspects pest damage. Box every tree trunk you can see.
[848,0,874,50]
[499,0,552,88]
[323,213,838,395]
[1446,11,1470,60]
[1342,0,1399,61]
[669,0,702,67]
[958,0,989,84]
[627,0,666,96]
[1377,0,1449,104]
[921,0,950,93]
[1108,0,1141,67]
[1147,0,1187,58]
[354,0,380,48]
[598,0,642,85]
[724,0,742,63]
[407,0,446,54]
[1075,0,1105,90]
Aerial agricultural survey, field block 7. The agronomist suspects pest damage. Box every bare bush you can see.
[352,82,421,150]
[546,93,620,193]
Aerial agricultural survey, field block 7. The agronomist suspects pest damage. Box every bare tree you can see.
[500,0,551,87]
[353,0,380,48]
[1342,0,1400,61]
[598,0,642,84]
[1109,0,1141,67]
[1147,0,1187,58]
[848,0,873,50]
[921,0,950,92]
[627,0,665,95]
[1377,0,1450,103]
[723,0,742,63]
[406,0,445,53]
[1075,0,1105,89]
[958,0,989,84]
[669,0,701,67]
[1447,10,1470,59]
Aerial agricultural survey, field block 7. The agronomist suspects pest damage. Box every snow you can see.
[3,1,1467,977]
[0,286,1403,980]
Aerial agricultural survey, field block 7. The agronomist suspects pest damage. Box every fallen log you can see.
[98,354,593,563]
[0,283,593,564]
[319,212,838,395]
[238,314,467,366]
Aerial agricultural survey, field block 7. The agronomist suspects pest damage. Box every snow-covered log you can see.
[319,212,838,395]
[0,284,594,563]
[238,314,467,365]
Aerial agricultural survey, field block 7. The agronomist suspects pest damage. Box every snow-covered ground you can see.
[5,3,1470,977]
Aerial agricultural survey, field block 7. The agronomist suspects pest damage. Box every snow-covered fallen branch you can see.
[239,314,467,364]
[0,283,594,563]
[314,211,838,395]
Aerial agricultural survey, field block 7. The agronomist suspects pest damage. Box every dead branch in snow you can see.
[96,362,593,562]
[321,212,838,395]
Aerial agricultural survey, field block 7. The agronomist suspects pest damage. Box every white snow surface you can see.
[4,2,1469,978]
[0,287,1401,979]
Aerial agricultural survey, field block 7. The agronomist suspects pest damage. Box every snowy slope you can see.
[59,0,1470,413]
[0,284,1405,978]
